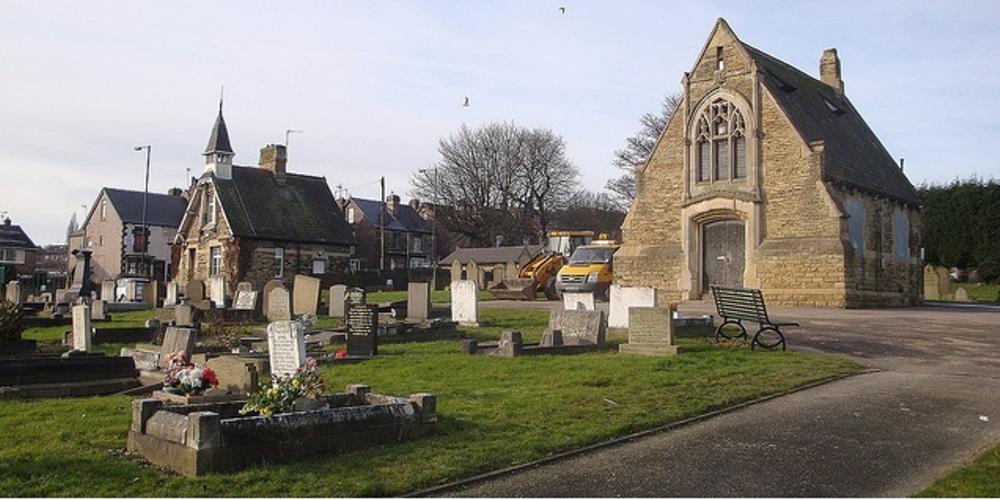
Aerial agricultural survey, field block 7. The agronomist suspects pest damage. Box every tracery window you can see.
[695,99,747,183]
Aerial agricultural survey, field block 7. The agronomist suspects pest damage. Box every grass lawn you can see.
[915,442,1000,497]
[2,308,860,497]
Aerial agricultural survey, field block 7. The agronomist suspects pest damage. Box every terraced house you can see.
[173,105,356,295]
[616,19,922,308]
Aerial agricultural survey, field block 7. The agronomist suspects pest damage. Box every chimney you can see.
[409,198,420,211]
[259,144,287,182]
[386,193,400,216]
[820,48,844,94]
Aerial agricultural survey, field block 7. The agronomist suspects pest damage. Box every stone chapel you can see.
[615,19,922,308]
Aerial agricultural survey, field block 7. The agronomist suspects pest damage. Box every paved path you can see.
[433,302,1000,497]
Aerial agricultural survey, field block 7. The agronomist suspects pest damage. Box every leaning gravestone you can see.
[563,292,595,311]
[619,306,680,356]
[71,304,92,351]
[451,280,478,326]
[160,326,197,366]
[609,285,658,329]
[292,275,321,316]
[267,286,292,322]
[328,284,347,317]
[209,276,227,308]
[267,320,306,377]
[548,309,606,346]
[346,302,379,356]
[407,282,431,321]
[164,282,179,307]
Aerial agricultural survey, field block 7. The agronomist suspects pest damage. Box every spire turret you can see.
[203,96,234,179]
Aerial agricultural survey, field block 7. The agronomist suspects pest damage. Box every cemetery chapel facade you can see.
[173,104,356,295]
[616,19,923,308]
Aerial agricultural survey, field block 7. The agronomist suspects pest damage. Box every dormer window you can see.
[695,98,746,183]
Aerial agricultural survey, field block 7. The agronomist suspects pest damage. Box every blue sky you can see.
[2,1,998,245]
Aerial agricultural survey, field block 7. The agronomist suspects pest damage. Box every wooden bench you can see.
[709,285,799,351]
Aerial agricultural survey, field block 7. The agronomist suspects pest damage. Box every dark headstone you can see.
[346,303,378,356]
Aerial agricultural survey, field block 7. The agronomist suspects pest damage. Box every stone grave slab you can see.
[71,304,92,351]
[186,280,205,302]
[609,285,658,329]
[267,286,292,322]
[407,282,431,321]
[160,327,197,367]
[955,286,971,302]
[563,292,595,311]
[619,306,680,356]
[261,279,284,315]
[267,320,306,377]
[292,275,321,316]
[328,284,347,317]
[236,281,253,293]
[101,279,117,302]
[91,300,109,321]
[451,280,478,326]
[548,309,606,347]
[205,355,262,395]
[347,303,379,356]
[164,282,179,307]
[233,290,258,311]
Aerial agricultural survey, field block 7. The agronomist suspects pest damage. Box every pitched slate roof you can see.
[740,42,920,206]
[0,220,37,249]
[351,197,431,234]
[212,166,356,245]
[103,188,188,227]
[440,245,543,266]
[204,104,234,155]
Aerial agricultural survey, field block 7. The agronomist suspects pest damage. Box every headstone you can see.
[619,306,680,356]
[233,290,258,311]
[91,299,109,321]
[71,304,92,351]
[164,282,179,307]
[562,292,595,311]
[955,286,972,302]
[236,281,253,293]
[141,281,156,306]
[174,301,199,327]
[609,285,658,329]
[548,309,606,346]
[124,280,138,302]
[451,280,478,326]
[160,327,197,366]
[267,320,306,377]
[101,280,116,302]
[346,287,366,307]
[261,279,284,315]
[55,289,68,304]
[5,280,22,305]
[266,286,292,322]
[346,303,379,356]
[209,276,227,308]
[292,275,321,316]
[328,284,347,317]
[66,249,93,300]
[205,355,261,395]
[540,329,564,347]
[186,279,205,302]
[498,330,524,357]
[407,282,431,321]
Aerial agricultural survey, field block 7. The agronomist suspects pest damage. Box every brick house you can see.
[616,19,922,308]
[0,217,38,283]
[173,105,356,296]
[338,194,432,272]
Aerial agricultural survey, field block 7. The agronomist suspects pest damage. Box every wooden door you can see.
[702,220,745,291]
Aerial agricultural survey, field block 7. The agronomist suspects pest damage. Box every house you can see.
[338,194,433,272]
[70,187,187,283]
[440,245,543,291]
[616,19,922,308]
[0,217,38,284]
[35,244,69,291]
[173,104,356,296]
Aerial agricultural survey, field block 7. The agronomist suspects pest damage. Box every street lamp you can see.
[134,145,151,278]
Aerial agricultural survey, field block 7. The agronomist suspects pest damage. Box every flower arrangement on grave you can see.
[240,357,326,416]
[334,348,347,359]
[162,350,220,396]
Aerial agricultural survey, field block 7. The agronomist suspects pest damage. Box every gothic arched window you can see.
[695,99,747,183]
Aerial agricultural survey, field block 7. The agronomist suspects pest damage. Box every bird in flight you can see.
[463,97,470,107]
[559,6,565,13]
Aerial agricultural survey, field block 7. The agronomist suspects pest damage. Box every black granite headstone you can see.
[346,303,378,356]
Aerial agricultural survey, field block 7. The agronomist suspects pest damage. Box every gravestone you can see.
[562,292,595,311]
[164,282,179,307]
[261,279,284,315]
[160,327,197,366]
[5,281,21,305]
[451,280,478,326]
[174,301,199,327]
[407,282,431,321]
[267,320,306,377]
[923,265,951,301]
[66,249,93,301]
[236,281,253,293]
[123,280,138,302]
[609,285,658,329]
[205,355,261,395]
[498,330,523,357]
[955,286,972,302]
[209,276,227,308]
[186,279,205,303]
[346,287,366,307]
[71,304,92,351]
[292,275,321,316]
[540,329,564,347]
[328,284,347,317]
[346,303,379,356]
[619,306,680,356]
[101,280,117,302]
[267,286,292,322]
[548,309,606,346]
[91,299,109,321]
[233,290,258,311]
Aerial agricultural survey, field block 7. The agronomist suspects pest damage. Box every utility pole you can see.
[134,145,151,278]
[380,176,386,273]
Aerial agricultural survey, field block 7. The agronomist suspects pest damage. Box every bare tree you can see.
[411,121,580,247]
[605,92,681,210]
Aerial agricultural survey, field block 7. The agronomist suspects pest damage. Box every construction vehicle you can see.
[554,236,620,300]
[488,231,594,300]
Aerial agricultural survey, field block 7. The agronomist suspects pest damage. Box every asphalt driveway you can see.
[429,301,1000,497]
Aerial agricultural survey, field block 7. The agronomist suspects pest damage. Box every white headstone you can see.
[209,276,227,308]
[609,285,658,329]
[233,290,258,311]
[562,292,595,311]
[101,279,116,302]
[71,304,92,351]
[328,284,347,317]
[267,286,292,322]
[267,320,306,377]
[451,280,479,326]
[407,282,431,321]
[164,282,180,307]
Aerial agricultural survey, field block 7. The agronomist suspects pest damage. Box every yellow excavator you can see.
[489,231,594,300]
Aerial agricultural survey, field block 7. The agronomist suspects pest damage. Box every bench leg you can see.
[751,326,785,351]
[715,319,747,342]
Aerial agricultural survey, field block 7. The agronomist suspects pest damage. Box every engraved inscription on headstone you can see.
[619,306,679,356]
[267,320,306,377]
[267,286,292,322]
[233,290,258,311]
[346,304,378,356]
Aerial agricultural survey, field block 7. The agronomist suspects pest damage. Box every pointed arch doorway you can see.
[702,219,745,291]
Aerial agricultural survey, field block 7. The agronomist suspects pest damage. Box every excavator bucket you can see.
[488,278,537,300]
